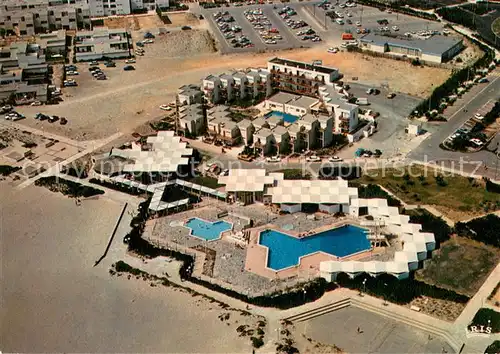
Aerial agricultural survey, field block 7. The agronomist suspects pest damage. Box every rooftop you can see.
[116,131,193,173]
[218,169,276,192]
[289,95,318,109]
[269,57,339,75]
[237,119,253,128]
[360,34,462,56]
[267,91,299,105]
[268,178,354,204]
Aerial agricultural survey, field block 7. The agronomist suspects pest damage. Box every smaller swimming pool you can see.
[266,111,300,124]
[185,217,232,241]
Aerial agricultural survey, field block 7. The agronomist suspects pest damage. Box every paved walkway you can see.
[16,132,123,190]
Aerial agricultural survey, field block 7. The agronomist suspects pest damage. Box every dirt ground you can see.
[13,42,449,141]
[103,13,199,31]
[103,14,164,31]
[141,29,216,58]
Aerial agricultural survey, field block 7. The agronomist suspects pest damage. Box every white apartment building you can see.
[130,0,169,12]
[0,0,90,35]
[87,0,131,17]
[178,104,205,136]
[203,69,272,105]
[74,27,130,61]
[177,84,203,106]
[317,86,359,133]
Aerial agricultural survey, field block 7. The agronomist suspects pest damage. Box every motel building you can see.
[218,169,436,280]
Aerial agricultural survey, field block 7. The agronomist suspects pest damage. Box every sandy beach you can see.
[0,184,256,352]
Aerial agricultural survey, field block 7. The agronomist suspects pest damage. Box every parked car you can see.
[1,105,13,113]
[306,155,321,162]
[90,60,98,65]
[387,92,396,99]
[63,79,77,87]
[328,156,343,162]
[125,59,136,64]
[30,101,42,106]
[123,65,135,71]
[144,31,155,39]
[219,168,229,176]
[328,47,339,53]
[474,113,484,120]
[143,39,154,44]
[48,115,59,123]
[266,156,281,163]
[159,104,172,111]
[105,61,116,67]
[60,117,68,125]
[181,26,192,30]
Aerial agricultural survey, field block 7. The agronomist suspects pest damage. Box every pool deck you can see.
[245,219,383,280]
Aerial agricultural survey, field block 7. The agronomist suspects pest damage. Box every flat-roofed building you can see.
[254,127,275,156]
[177,84,203,106]
[74,27,130,61]
[237,119,255,146]
[272,125,290,155]
[0,0,90,35]
[267,57,340,97]
[202,75,221,104]
[359,34,463,63]
[178,104,205,137]
[36,30,66,56]
[246,68,272,98]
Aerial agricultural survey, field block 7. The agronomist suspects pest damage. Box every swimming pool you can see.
[259,225,370,270]
[185,217,232,241]
[266,111,300,124]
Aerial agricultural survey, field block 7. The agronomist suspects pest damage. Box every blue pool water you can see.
[185,218,232,241]
[259,225,370,270]
[266,111,300,124]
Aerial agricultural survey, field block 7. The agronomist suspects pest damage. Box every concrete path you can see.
[16,132,123,190]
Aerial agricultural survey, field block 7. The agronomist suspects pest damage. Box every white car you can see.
[328,156,343,162]
[306,155,321,162]
[219,168,229,176]
[159,104,172,111]
[143,39,154,44]
[125,59,136,64]
[328,47,339,53]
[31,101,42,106]
[66,71,79,75]
[355,21,361,26]
[392,26,399,31]
[266,156,281,163]
[474,113,484,120]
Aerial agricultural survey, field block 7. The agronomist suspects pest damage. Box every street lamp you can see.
[362,278,367,296]
[383,282,388,306]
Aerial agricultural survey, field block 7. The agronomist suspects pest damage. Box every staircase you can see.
[283,298,351,323]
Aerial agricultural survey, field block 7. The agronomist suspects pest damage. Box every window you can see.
[41,20,48,24]
[77,8,82,13]
[21,5,27,9]
[20,30,27,35]
[35,13,39,18]
[21,16,25,21]
[26,23,33,27]
[69,18,75,21]
[49,11,54,15]
[29,5,34,8]
[62,12,67,16]
[56,18,61,21]
[110,4,116,7]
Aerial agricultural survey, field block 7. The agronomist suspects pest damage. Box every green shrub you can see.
[471,308,500,333]
[251,336,264,348]
[485,340,500,354]
[454,214,500,247]
[0,165,20,176]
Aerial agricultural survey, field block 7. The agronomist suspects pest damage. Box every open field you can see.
[358,165,500,220]
[103,14,165,30]
[0,184,259,352]
[416,237,500,297]
[13,45,449,141]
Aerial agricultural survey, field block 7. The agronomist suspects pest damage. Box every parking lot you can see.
[202,2,326,54]
[443,99,497,151]
[304,1,446,46]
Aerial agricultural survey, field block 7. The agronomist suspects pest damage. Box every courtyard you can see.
[295,306,455,353]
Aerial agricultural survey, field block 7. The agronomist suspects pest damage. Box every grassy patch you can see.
[471,308,500,333]
[35,176,105,198]
[492,17,500,36]
[416,237,500,296]
[357,166,500,212]
[276,169,311,180]
[186,176,222,189]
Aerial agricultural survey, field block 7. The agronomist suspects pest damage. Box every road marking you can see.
[446,75,499,122]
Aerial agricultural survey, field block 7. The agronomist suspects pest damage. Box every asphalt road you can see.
[409,71,500,175]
